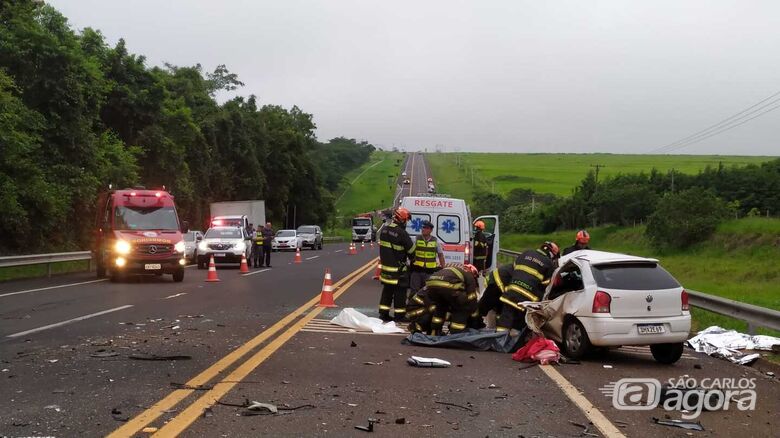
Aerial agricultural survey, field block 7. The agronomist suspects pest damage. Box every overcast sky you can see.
[49,0,779,155]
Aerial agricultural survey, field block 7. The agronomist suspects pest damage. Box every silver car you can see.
[182,231,203,262]
[296,225,323,250]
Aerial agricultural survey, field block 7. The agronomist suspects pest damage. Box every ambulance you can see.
[398,196,499,270]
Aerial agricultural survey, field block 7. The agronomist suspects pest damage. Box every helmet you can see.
[540,241,560,259]
[421,220,434,229]
[473,220,485,230]
[576,229,590,244]
[394,207,411,223]
[463,263,479,278]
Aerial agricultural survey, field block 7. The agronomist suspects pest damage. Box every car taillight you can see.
[464,242,470,259]
[681,289,689,311]
[592,290,611,313]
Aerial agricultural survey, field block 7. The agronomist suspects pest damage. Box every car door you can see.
[473,215,499,271]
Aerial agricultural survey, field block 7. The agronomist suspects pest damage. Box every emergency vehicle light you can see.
[155,192,162,197]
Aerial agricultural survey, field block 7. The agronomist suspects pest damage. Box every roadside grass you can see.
[498,217,780,337]
[426,152,773,199]
[0,260,91,282]
[334,151,403,226]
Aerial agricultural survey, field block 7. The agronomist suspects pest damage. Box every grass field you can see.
[427,152,774,199]
[497,217,780,336]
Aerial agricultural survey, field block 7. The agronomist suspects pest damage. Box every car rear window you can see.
[297,227,315,233]
[590,263,680,290]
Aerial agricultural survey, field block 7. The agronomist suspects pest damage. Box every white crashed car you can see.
[534,250,691,364]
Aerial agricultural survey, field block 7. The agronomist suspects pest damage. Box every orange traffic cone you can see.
[205,255,220,282]
[372,262,381,280]
[360,242,365,251]
[317,268,337,307]
[239,253,250,273]
[349,243,357,255]
[294,247,302,264]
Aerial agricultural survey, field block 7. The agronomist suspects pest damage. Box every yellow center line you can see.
[152,261,377,437]
[538,365,626,437]
[108,258,378,438]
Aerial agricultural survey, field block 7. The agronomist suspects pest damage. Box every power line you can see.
[649,89,780,154]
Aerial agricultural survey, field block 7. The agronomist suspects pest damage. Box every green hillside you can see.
[334,150,403,226]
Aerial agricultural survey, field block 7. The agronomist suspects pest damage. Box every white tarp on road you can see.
[687,326,780,365]
[330,308,406,334]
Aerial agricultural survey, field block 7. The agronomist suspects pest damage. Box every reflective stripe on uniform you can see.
[426,280,462,289]
[450,322,466,330]
[499,295,527,311]
[466,292,477,301]
[381,265,400,272]
[506,284,539,301]
[413,238,439,269]
[432,317,444,324]
[412,295,425,304]
[446,267,465,282]
[379,240,407,252]
[495,326,509,332]
[394,308,406,313]
[380,277,398,285]
[408,308,425,317]
[492,269,506,292]
[379,304,391,311]
[513,264,544,281]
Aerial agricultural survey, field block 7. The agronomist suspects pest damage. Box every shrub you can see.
[646,188,731,249]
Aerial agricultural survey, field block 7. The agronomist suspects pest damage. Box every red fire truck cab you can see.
[93,188,188,282]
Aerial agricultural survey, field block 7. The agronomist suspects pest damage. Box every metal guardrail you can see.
[497,249,779,334]
[323,236,346,242]
[0,251,93,277]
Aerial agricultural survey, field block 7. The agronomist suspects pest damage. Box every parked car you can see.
[272,229,303,251]
[196,226,252,268]
[535,250,691,364]
[183,230,204,262]
[296,225,323,250]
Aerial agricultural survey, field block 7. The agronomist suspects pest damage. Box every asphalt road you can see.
[1,154,778,437]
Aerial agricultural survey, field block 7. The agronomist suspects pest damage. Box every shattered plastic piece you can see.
[355,418,377,432]
[43,404,62,412]
[395,417,406,424]
[129,354,192,361]
[142,427,158,433]
[46,359,58,363]
[90,351,120,358]
[111,407,129,422]
[363,361,384,366]
[687,326,779,365]
[351,341,358,347]
[407,356,451,368]
[652,417,704,431]
[246,401,278,414]
[331,308,405,334]
[603,365,613,369]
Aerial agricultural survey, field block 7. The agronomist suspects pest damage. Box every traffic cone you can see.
[317,268,337,307]
[239,254,250,273]
[372,262,381,280]
[294,247,302,264]
[205,255,220,282]
[361,242,365,251]
[349,243,357,255]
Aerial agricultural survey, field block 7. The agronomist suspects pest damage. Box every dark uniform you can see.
[472,229,488,271]
[407,265,478,335]
[478,263,513,318]
[496,249,555,332]
[252,229,264,267]
[260,225,274,267]
[562,242,589,256]
[378,221,415,321]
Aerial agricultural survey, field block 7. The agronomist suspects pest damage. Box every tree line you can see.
[0,1,374,254]
[471,158,780,249]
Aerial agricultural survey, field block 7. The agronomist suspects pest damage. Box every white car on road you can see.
[536,250,691,364]
[272,229,303,251]
[196,227,252,268]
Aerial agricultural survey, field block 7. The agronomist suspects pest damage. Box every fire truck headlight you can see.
[115,240,131,255]
[174,241,186,253]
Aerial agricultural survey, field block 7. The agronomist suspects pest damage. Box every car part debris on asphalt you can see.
[129,353,192,361]
[354,418,378,432]
[652,417,704,431]
[407,356,451,367]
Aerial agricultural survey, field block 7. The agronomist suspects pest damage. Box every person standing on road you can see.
[496,242,559,333]
[472,220,488,272]
[378,208,415,322]
[407,264,480,335]
[409,220,445,299]
[562,230,590,256]
[261,222,275,267]
[253,224,264,268]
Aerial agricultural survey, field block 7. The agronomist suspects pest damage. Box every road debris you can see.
[43,404,62,412]
[434,401,473,411]
[141,426,158,433]
[111,407,129,422]
[202,407,214,418]
[602,365,613,369]
[90,351,120,358]
[511,336,560,365]
[568,420,599,437]
[652,417,704,431]
[354,418,378,432]
[46,359,58,363]
[351,341,358,347]
[407,356,451,368]
[129,353,191,361]
[395,417,406,424]
[687,326,779,365]
[170,382,214,390]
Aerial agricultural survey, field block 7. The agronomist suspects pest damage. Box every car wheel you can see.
[172,269,184,282]
[650,342,684,364]
[561,318,591,359]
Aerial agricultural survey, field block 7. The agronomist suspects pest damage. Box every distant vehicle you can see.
[197,226,252,268]
[182,230,204,261]
[427,177,433,183]
[538,250,691,364]
[210,200,266,232]
[272,230,303,251]
[399,196,498,267]
[93,187,187,282]
[351,214,376,242]
[427,183,436,193]
[403,179,411,185]
[402,171,407,177]
[296,225,323,250]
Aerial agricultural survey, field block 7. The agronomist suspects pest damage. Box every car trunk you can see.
[591,262,683,318]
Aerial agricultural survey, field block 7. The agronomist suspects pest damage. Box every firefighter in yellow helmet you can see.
[378,207,415,322]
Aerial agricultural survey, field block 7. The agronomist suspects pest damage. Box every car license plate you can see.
[638,324,665,334]
[144,264,162,270]
[214,253,226,257]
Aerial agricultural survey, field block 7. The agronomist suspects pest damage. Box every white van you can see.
[399,196,499,270]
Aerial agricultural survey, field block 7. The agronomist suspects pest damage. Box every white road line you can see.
[334,249,344,253]
[0,278,108,299]
[163,293,187,299]
[6,304,134,338]
[305,255,320,260]
[241,268,270,277]
[538,365,626,437]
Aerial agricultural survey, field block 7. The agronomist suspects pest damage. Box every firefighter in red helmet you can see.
[377,207,415,322]
[562,230,590,256]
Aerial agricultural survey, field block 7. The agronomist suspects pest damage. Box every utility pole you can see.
[590,164,605,183]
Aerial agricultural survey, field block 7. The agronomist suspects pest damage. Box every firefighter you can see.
[472,220,488,272]
[478,262,513,319]
[496,242,559,332]
[408,264,480,335]
[378,207,415,322]
[409,220,445,299]
[562,229,590,256]
[252,224,264,268]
